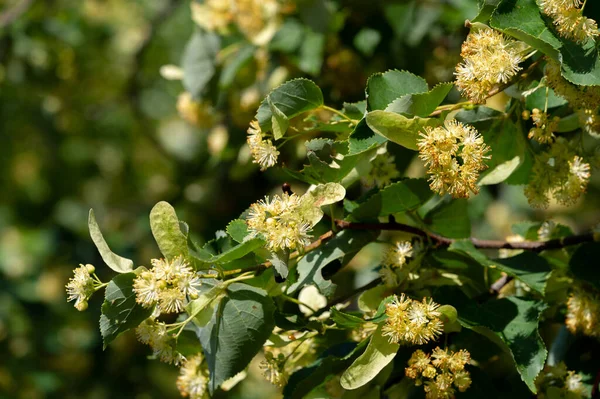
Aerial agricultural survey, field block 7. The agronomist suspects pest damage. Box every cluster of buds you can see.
[246,120,280,171]
[136,318,184,365]
[535,362,588,399]
[191,0,281,45]
[177,353,210,399]
[65,264,105,311]
[417,120,491,198]
[524,138,591,208]
[578,108,600,138]
[545,60,600,111]
[405,347,472,399]
[539,0,599,44]
[455,27,525,103]
[247,192,313,251]
[133,256,200,316]
[382,294,444,345]
[362,151,400,188]
[566,287,600,338]
[528,108,560,143]
[259,351,288,387]
[379,241,414,288]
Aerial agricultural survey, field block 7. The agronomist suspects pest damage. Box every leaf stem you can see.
[281,295,318,315]
[321,105,358,124]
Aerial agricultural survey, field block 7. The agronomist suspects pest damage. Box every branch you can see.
[334,219,597,252]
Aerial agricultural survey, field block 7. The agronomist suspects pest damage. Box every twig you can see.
[315,277,382,317]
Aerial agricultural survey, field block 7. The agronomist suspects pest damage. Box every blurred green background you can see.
[1,0,598,398]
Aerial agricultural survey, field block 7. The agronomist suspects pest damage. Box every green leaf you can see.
[358,285,388,313]
[354,28,381,57]
[288,230,377,297]
[366,70,428,111]
[331,308,365,329]
[268,96,290,140]
[206,237,266,265]
[88,209,134,273]
[424,199,471,239]
[455,106,504,126]
[340,325,399,390]
[305,182,346,207]
[298,29,325,76]
[269,250,290,279]
[256,79,324,132]
[473,0,503,23]
[449,240,552,294]
[525,85,568,110]
[185,284,226,328]
[219,44,255,89]
[200,283,275,394]
[366,110,441,151]
[479,156,521,185]
[446,291,547,393]
[226,219,250,243]
[149,201,188,260]
[569,243,600,290]
[99,273,153,348]
[181,31,220,98]
[343,101,367,120]
[351,179,433,221]
[385,83,453,117]
[348,118,387,156]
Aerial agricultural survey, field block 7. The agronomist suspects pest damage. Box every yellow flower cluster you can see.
[539,0,599,44]
[524,138,591,208]
[529,108,560,143]
[535,362,587,399]
[136,318,184,365]
[247,193,313,251]
[133,256,200,315]
[259,351,288,387]
[455,28,525,103]
[405,347,472,399]
[379,241,414,288]
[545,60,600,110]
[382,294,443,345]
[247,120,280,171]
[578,108,600,138]
[65,264,102,311]
[177,353,210,399]
[191,0,281,45]
[362,152,400,188]
[566,287,600,338]
[418,120,491,198]
[176,92,215,128]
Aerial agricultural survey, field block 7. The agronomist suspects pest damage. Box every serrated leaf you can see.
[385,83,453,117]
[424,199,471,239]
[569,243,600,290]
[150,201,188,260]
[305,182,346,207]
[226,220,250,243]
[366,70,428,111]
[525,85,568,110]
[479,156,521,185]
[455,106,504,125]
[200,283,275,393]
[343,101,367,120]
[88,209,134,273]
[340,325,399,390]
[99,273,153,348]
[441,289,547,393]
[347,118,388,155]
[331,308,365,329]
[268,96,289,140]
[206,237,266,265]
[366,110,441,151]
[351,179,433,221]
[288,230,377,297]
[181,31,220,98]
[449,240,552,295]
[256,79,324,132]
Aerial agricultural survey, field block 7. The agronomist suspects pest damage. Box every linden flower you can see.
[539,0,599,44]
[529,109,560,143]
[383,241,414,269]
[524,138,591,208]
[247,193,313,251]
[418,120,491,198]
[259,352,288,387]
[578,108,600,138]
[66,264,103,311]
[135,318,184,365]
[246,120,280,171]
[382,295,444,345]
[362,152,400,188]
[455,28,525,103]
[177,353,210,399]
[406,347,472,399]
[133,256,200,316]
[566,287,600,338]
[535,362,587,399]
